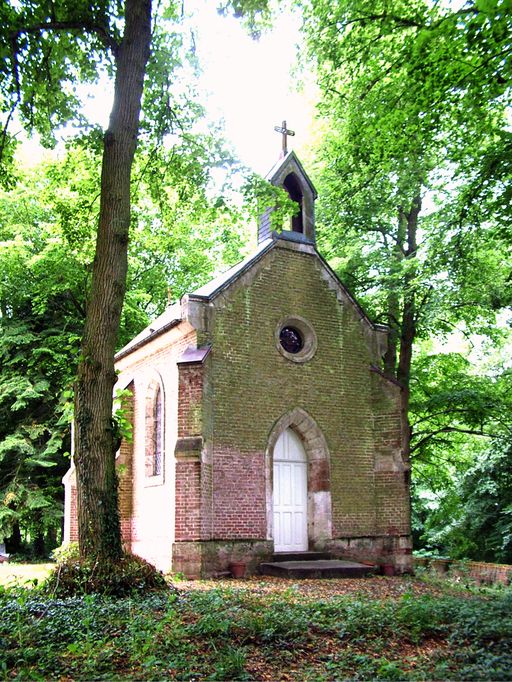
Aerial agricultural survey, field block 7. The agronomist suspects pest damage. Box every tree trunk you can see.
[74,0,152,561]
[6,521,22,554]
[396,194,421,461]
[383,272,401,378]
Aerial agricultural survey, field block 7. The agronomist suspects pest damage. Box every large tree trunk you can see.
[74,0,152,561]
[396,194,421,461]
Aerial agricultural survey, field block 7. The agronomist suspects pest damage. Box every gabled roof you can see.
[189,238,274,301]
[115,233,387,362]
[115,301,182,361]
[190,233,384,338]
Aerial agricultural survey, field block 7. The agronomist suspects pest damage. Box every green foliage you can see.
[112,388,134,445]
[1,581,511,679]
[241,172,300,232]
[298,0,512,561]
[51,541,79,564]
[0,138,253,551]
[0,0,271,563]
[410,352,512,462]
[43,552,170,598]
[416,442,512,563]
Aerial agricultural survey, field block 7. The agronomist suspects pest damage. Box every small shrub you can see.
[43,552,171,597]
[51,542,79,563]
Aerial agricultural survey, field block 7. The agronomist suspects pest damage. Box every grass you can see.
[1,570,511,680]
[0,562,54,588]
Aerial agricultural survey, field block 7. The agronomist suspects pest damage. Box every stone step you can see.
[259,559,378,579]
[272,551,331,562]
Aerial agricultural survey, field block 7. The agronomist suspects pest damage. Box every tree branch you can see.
[0,101,18,168]
[334,6,481,35]
[65,290,86,319]
[411,406,486,428]
[411,426,496,453]
[336,13,424,31]
[11,21,119,57]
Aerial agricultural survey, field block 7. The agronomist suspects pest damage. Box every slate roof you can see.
[115,300,182,360]
[189,238,274,301]
[265,151,318,199]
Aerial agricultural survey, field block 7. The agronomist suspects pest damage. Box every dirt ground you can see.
[176,573,454,600]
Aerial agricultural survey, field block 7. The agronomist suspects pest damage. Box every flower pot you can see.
[229,562,246,579]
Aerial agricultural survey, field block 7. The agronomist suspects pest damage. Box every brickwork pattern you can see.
[64,239,411,575]
[212,448,266,539]
[205,244,408,551]
[371,372,410,538]
[174,361,205,542]
[375,472,410,535]
[416,557,512,586]
[177,364,203,439]
[175,460,201,540]
[115,326,196,571]
[69,484,78,541]
[118,382,135,547]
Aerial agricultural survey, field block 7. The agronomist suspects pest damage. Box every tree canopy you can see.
[1,0,511,564]
[0,0,269,562]
[297,0,512,558]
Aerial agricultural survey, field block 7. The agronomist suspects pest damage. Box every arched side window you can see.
[145,376,165,480]
[153,385,163,476]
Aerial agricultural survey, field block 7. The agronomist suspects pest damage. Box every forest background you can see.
[0,0,511,565]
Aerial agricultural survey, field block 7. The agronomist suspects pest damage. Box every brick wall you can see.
[177,364,203,438]
[200,239,410,567]
[117,382,134,548]
[69,483,78,542]
[415,557,512,586]
[114,323,196,571]
[175,460,201,540]
[212,447,266,539]
[174,360,205,542]
[63,237,410,577]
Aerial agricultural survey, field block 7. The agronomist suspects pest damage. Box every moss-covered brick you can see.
[200,242,408,544]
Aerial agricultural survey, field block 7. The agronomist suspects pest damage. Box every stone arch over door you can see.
[266,408,332,550]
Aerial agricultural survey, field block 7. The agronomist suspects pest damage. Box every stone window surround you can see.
[275,315,317,363]
[144,371,165,486]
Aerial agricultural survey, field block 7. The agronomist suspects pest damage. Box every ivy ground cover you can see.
[1,575,511,680]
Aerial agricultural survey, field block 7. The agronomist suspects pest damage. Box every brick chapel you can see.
[63,148,412,577]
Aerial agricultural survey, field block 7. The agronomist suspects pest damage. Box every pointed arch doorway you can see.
[273,428,308,552]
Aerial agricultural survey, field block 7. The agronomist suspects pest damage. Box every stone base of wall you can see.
[173,535,413,578]
[326,534,413,574]
[172,539,274,578]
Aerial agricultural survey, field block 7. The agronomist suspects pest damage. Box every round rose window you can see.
[279,326,304,354]
[276,316,317,363]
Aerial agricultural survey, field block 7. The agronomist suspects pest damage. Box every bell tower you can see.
[258,124,318,245]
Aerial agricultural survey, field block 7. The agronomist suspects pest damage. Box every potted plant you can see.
[229,561,247,579]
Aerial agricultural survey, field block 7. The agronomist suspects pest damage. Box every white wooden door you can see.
[273,428,308,552]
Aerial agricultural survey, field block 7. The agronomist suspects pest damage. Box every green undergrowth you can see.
[43,546,170,598]
[1,581,511,680]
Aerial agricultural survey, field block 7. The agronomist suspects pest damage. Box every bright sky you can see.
[185,1,313,175]
[18,2,313,177]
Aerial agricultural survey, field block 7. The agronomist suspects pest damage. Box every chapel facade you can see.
[63,151,412,577]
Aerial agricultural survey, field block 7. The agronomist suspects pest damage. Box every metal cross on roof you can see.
[274,120,295,156]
